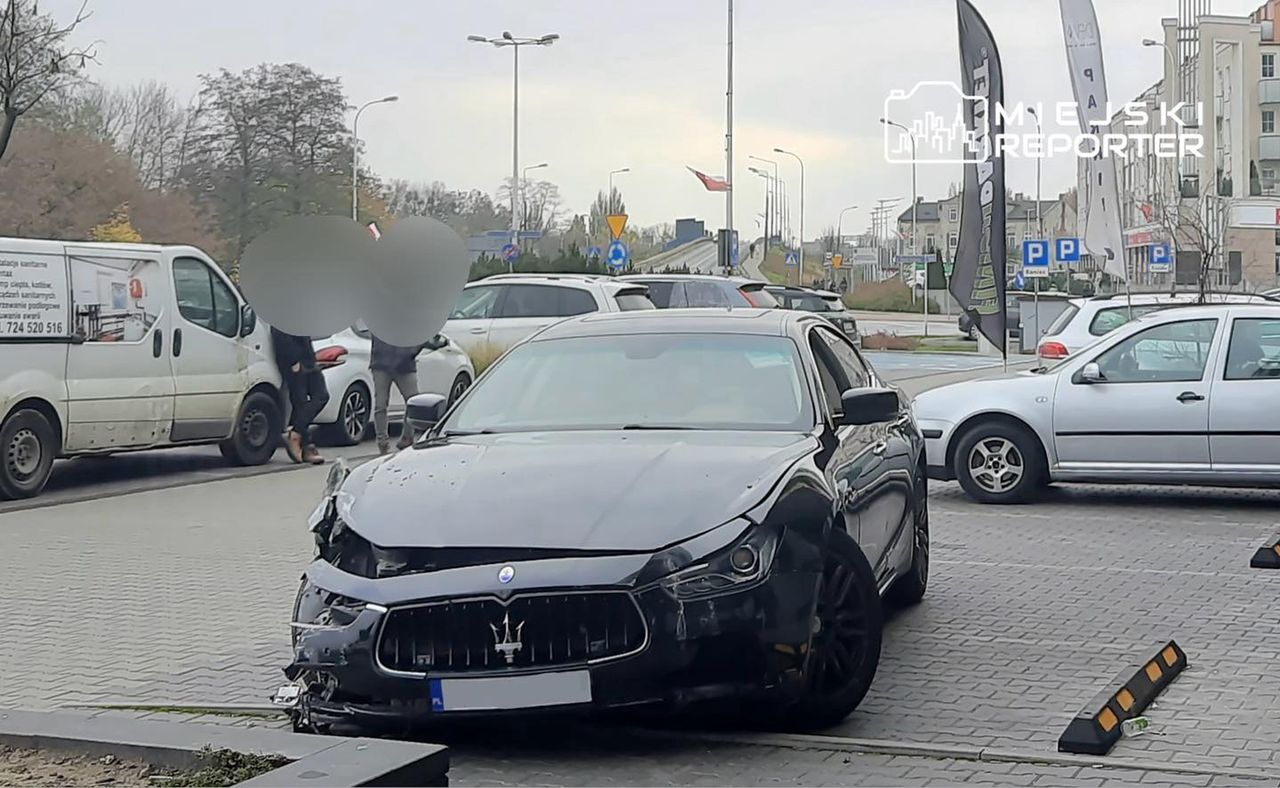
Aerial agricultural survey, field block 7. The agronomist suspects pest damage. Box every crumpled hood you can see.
[339,431,817,551]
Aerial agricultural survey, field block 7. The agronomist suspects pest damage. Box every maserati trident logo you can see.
[490,612,524,664]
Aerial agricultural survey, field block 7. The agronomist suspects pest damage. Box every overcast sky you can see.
[47,0,1267,238]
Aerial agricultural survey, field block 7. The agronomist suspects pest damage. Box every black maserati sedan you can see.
[281,308,929,732]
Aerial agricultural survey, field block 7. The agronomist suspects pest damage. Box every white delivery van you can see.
[0,238,283,500]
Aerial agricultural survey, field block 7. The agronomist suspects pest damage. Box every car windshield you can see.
[792,293,840,313]
[1043,303,1080,336]
[443,333,814,433]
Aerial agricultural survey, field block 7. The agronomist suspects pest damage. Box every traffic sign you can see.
[784,251,800,268]
[607,240,630,270]
[501,243,520,262]
[1055,237,1081,264]
[1022,240,1050,278]
[1150,243,1173,273]
[607,214,628,240]
[1013,270,1027,290]
[586,246,603,260]
[824,252,834,268]
[832,254,843,269]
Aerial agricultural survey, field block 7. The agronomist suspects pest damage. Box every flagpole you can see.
[725,0,734,274]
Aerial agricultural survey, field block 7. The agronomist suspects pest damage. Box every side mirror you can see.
[1078,362,1105,384]
[239,304,257,337]
[423,334,448,351]
[406,393,448,435]
[839,387,900,426]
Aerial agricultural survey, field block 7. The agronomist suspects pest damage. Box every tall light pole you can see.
[1144,38,1183,240]
[521,162,548,234]
[1027,106,1045,343]
[836,205,858,292]
[749,167,772,254]
[749,155,780,241]
[880,118,918,256]
[352,95,399,221]
[774,147,805,281]
[725,0,734,264]
[468,31,560,269]
[608,167,630,206]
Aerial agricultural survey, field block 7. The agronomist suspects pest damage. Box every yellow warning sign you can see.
[832,254,843,269]
[607,214,628,239]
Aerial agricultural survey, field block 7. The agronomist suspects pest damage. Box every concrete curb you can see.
[0,709,449,787]
[633,729,1278,783]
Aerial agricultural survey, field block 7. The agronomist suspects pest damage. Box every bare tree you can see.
[1148,186,1228,302]
[0,0,96,162]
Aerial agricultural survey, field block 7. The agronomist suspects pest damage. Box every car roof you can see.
[530,307,818,340]
[1128,301,1280,321]
[466,273,645,292]
[1086,290,1279,305]
[621,273,765,286]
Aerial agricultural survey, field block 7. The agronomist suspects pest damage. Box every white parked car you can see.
[443,274,655,356]
[1036,291,1277,361]
[915,303,1280,503]
[311,324,475,445]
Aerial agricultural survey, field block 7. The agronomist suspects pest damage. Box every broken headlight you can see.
[659,525,782,601]
[291,576,370,635]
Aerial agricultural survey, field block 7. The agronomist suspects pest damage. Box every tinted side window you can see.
[559,287,598,316]
[500,285,582,318]
[615,292,656,311]
[642,280,676,308]
[807,333,845,413]
[1089,304,1167,336]
[173,257,238,338]
[818,328,870,388]
[1225,317,1280,379]
[685,281,734,307]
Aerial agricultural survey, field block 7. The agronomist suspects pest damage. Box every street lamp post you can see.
[837,205,858,292]
[468,31,560,271]
[1027,106,1045,346]
[749,167,772,255]
[774,147,805,282]
[521,162,548,235]
[880,118,922,332]
[749,155,780,243]
[352,95,399,222]
[608,167,630,210]
[1144,36,1183,295]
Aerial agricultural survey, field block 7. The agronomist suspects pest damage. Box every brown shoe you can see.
[284,430,304,464]
[302,445,325,465]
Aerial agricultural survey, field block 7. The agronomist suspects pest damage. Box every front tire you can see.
[953,421,1045,504]
[0,409,57,500]
[219,392,280,466]
[447,373,471,407]
[784,528,883,731]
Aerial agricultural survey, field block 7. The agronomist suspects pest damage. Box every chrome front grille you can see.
[376,591,647,674]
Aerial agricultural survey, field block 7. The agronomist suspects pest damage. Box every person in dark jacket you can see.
[271,326,329,464]
[370,334,435,454]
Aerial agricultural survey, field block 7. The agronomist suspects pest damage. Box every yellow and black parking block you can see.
[1057,640,1188,756]
[1250,533,1280,569]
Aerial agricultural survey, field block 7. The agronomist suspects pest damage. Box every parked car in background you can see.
[915,303,1280,504]
[443,274,654,357]
[620,274,779,309]
[959,294,1022,341]
[286,308,927,733]
[766,285,860,345]
[0,237,280,500]
[310,324,475,445]
[1036,291,1278,361]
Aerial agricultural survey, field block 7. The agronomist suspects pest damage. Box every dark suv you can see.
[620,274,780,309]
[766,285,860,345]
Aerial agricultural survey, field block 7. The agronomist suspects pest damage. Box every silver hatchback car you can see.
[913,304,1280,503]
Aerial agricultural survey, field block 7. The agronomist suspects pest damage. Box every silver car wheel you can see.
[342,388,370,443]
[967,437,1024,494]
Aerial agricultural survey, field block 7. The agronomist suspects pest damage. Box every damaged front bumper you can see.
[281,554,820,726]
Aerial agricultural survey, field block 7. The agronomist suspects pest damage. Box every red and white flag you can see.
[688,167,730,192]
[367,222,382,240]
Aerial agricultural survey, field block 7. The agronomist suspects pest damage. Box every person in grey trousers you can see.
[370,334,432,454]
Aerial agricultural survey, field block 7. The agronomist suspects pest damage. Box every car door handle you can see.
[173,328,183,357]
[469,327,486,334]
[1176,391,1205,403]
[152,330,163,358]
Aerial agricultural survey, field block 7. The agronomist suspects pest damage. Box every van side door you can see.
[168,255,247,442]
[61,246,175,451]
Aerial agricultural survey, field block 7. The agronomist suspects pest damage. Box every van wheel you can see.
[220,392,280,466]
[1,409,57,500]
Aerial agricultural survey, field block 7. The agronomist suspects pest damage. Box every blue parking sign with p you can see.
[1023,240,1049,266]
[1055,237,1081,264]
[1151,243,1172,264]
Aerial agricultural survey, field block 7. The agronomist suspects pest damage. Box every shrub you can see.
[861,332,920,351]
[467,342,507,375]
[845,280,942,314]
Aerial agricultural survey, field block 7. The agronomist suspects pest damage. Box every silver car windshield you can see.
[443,333,814,433]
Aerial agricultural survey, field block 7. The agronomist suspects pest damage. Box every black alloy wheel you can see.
[783,528,883,731]
[887,473,930,606]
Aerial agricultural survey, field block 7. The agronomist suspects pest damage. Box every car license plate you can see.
[429,670,592,712]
